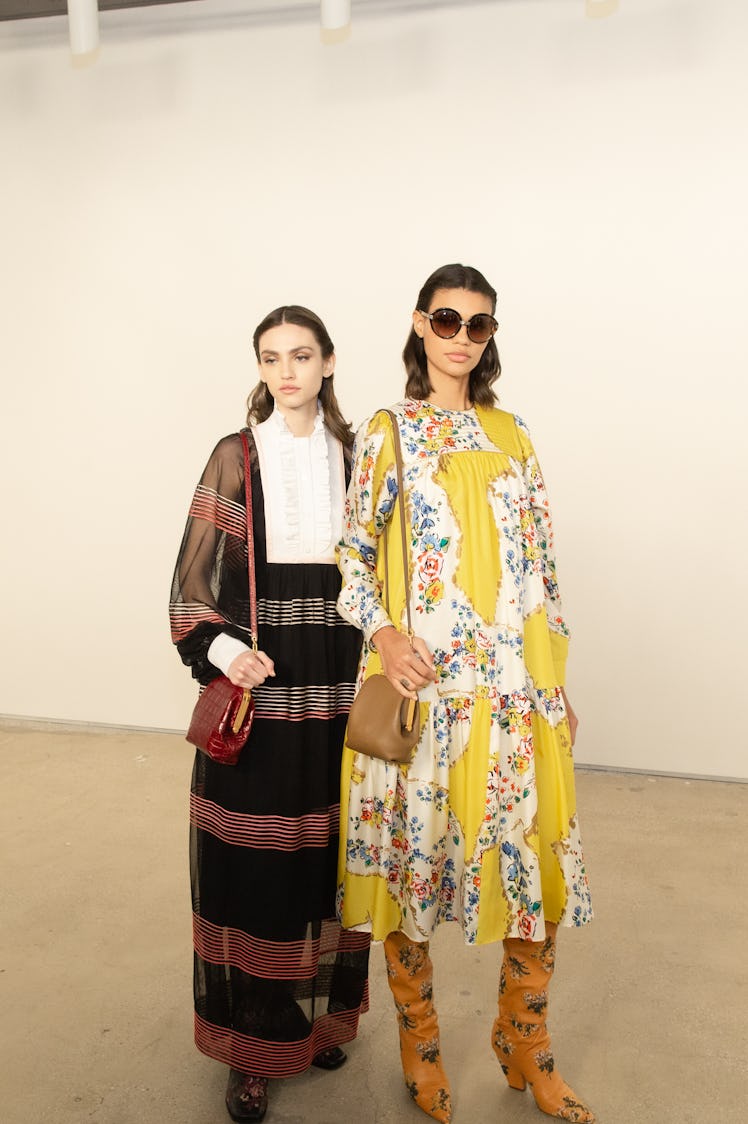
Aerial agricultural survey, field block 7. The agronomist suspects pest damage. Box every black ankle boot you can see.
[225,1069,269,1123]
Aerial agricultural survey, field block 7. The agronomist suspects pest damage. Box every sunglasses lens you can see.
[430,309,462,338]
[467,315,497,343]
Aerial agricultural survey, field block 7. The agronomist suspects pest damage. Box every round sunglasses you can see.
[419,307,498,345]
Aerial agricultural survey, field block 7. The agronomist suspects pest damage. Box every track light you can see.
[320,0,351,32]
[67,0,100,57]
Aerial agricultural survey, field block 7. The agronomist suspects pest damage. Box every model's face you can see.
[413,288,494,388]
[257,322,333,418]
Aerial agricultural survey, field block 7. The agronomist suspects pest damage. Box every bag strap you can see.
[240,430,259,651]
[382,409,414,646]
[382,409,418,733]
[228,430,259,734]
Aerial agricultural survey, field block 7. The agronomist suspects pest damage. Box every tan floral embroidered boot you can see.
[383,930,453,1123]
[491,923,594,1122]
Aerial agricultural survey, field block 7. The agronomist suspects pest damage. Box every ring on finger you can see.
[400,677,411,690]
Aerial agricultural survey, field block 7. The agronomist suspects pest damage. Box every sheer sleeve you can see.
[169,433,254,685]
[336,412,397,644]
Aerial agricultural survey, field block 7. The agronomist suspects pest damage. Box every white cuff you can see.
[207,633,252,676]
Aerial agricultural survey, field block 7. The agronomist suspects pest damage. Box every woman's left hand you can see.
[560,688,578,745]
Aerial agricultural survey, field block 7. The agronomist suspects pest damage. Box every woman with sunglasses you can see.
[170,306,370,1123]
[336,264,594,1123]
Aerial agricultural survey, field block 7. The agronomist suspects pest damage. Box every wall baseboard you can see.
[1,712,745,784]
[0,713,186,738]
[573,760,746,786]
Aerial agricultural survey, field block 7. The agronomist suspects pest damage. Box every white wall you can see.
[1,0,745,779]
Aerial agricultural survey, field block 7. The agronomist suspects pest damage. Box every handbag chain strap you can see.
[382,409,414,646]
[231,430,258,734]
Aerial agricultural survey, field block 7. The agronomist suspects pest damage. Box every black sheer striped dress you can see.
[169,418,369,1078]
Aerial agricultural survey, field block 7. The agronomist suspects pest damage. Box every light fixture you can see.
[320,0,351,33]
[67,0,100,58]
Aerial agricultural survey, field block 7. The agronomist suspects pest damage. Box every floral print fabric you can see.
[336,400,592,945]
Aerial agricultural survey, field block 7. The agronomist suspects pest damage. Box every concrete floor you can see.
[1,722,746,1124]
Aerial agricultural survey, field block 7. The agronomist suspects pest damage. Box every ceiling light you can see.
[320,0,351,32]
[67,0,100,57]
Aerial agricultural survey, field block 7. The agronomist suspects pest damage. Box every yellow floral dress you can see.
[336,400,592,945]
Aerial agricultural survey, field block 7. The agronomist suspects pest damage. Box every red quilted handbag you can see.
[185,430,258,766]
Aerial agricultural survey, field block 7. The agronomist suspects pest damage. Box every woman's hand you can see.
[371,626,437,699]
[227,649,275,689]
[560,688,578,745]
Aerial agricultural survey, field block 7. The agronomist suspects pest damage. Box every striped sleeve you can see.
[169,433,251,681]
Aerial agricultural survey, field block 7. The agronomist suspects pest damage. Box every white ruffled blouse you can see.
[207,406,346,674]
[253,404,345,564]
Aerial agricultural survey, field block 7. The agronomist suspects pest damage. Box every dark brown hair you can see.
[247,305,354,448]
[402,263,502,406]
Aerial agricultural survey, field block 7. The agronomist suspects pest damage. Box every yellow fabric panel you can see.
[475,407,569,690]
[338,870,402,940]
[336,744,357,887]
[369,411,408,633]
[524,607,560,691]
[433,451,512,625]
[475,843,512,944]
[448,695,492,859]
[531,711,576,925]
[549,630,569,688]
[376,514,407,633]
[474,406,527,461]
[362,649,384,677]
[365,410,396,524]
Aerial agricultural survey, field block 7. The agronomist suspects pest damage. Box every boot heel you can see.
[504,1067,527,1092]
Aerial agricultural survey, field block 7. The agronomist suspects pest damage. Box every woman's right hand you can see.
[227,649,275,689]
[371,626,437,699]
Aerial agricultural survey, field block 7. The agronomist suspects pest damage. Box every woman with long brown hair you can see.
[170,306,369,1122]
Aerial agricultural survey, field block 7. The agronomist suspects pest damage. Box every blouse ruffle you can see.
[255,406,343,563]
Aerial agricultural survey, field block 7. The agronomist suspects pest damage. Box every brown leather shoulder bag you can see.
[345,410,421,764]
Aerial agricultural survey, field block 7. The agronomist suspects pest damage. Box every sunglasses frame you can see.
[418,307,498,345]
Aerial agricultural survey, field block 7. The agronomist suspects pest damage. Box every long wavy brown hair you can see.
[402,263,502,406]
[246,305,354,448]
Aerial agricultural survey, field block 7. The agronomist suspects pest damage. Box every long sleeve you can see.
[169,433,254,685]
[514,417,570,686]
[336,411,398,644]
